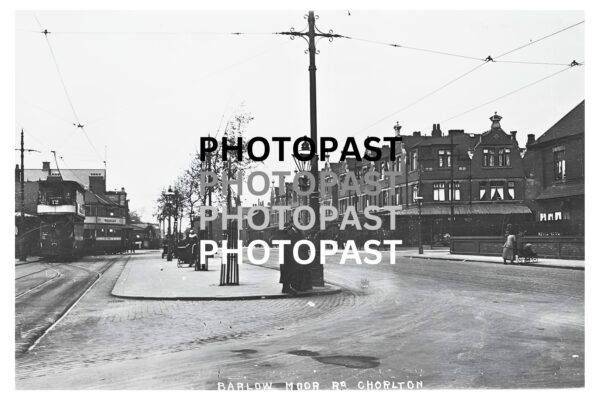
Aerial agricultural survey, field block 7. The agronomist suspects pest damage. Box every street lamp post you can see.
[165,186,174,261]
[174,188,179,249]
[278,11,343,287]
[416,195,424,254]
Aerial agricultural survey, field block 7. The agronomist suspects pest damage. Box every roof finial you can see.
[490,112,502,129]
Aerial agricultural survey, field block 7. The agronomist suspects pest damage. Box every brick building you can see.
[329,113,533,246]
[523,100,584,236]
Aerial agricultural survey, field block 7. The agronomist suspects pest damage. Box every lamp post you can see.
[416,195,424,254]
[165,186,174,261]
[467,149,474,206]
[174,188,180,249]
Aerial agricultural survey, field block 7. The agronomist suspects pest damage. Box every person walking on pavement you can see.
[502,226,517,264]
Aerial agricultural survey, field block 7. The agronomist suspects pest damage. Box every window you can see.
[483,148,495,167]
[339,198,347,214]
[433,183,446,201]
[411,184,419,203]
[498,148,511,167]
[438,149,451,168]
[490,181,504,200]
[540,211,563,221]
[479,182,488,200]
[554,147,566,180]
[410,150,418,171]
[450,181,461,201]
[381,189,389,206]
[507,181,515,200]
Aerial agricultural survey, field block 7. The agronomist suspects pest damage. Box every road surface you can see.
[15,250,584,389]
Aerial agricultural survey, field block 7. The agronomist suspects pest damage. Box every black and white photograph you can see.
[5,0,595,394]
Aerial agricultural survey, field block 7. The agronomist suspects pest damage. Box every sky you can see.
[14,10,584,222]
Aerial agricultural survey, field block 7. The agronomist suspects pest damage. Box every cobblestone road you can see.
[16,250,584,389]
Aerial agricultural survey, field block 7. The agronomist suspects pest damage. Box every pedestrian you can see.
[502,227,517,264]
[280,224,301,294]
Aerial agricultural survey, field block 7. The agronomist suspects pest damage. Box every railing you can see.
[450,235,584,260]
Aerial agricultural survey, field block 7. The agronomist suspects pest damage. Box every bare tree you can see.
[155,107,261,230]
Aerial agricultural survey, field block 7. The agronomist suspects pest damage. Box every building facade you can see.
[523,101,584,236]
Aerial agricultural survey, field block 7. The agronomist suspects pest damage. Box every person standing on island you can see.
[280,224,302,294]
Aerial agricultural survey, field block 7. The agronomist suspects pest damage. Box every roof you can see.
[85,190,120,206]
[397,203,532,216]
[23,169,106,188]
[536,183,584,200]
[39,179,86,192]
[535,101,584,145]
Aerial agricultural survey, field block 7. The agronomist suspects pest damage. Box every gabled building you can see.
[523,100,584,236]
[333,113,533,246]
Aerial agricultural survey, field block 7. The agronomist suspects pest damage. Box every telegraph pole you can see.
[16,129,39,261]
[450,130,455,237]
[277,11,344,287]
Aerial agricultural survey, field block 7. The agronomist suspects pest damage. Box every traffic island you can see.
[111,251,341,300]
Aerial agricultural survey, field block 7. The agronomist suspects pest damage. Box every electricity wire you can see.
[34,15,105,164]
[352,20,584,135]
[441,65,579,123]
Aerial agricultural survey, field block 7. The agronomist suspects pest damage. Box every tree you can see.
[129,209,143,224]
[154,107,261,231]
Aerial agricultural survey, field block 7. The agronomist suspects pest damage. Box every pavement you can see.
[111,250,340,300]
[403,249,584,270]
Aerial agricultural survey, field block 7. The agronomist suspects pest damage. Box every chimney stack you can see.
[510,131,517,141]
[431,123,442,137]
[527,134,536,147]
[42,161,51,171]
[412,131,421,137]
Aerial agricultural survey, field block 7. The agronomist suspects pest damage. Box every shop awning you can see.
[395,203,532,216]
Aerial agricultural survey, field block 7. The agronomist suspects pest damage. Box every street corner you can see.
[110,251,342,300]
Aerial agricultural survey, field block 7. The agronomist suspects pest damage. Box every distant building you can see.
[130,223,161,249]
[23,161,105,189]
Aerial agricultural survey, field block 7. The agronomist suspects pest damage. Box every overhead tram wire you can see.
[441,64,581,124]
[346,36,484,61]
[351,61,489,136]
[19,28,275,36]
[34,15,105,165]
[493,20,584,59]
[351,19,585,136]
